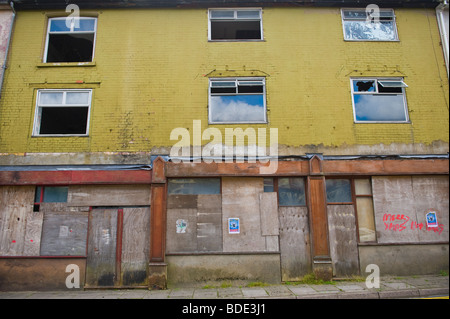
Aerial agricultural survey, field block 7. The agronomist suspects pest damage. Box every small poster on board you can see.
[426,211,438,228]
[228,218,240,234]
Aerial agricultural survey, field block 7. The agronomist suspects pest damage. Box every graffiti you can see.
[383,213,444,235]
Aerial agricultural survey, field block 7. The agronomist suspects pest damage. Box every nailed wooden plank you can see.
[23,210,44,256]
[68,185,151,207]
[411,176,449,242]
[39,203,89,256]
[150,184,165,262]
[166,208,197,253]
[372,176,420,243]
[197,195,222,252]
[279,206,311,281]
[222,177,266,252]
[0,186,35,256]
[121,207,150,286]
[86,208,118,287]
[259,192,279,236]
[327,205,359,277]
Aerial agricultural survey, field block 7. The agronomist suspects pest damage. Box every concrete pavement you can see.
[0,274,448,299]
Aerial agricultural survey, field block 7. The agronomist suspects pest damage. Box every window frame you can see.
[208,8,264,41]
[341,8,399,42]
[350,77,410,123]
[43,16,98,63]
[208,77,267,124]
[33,89,93,137]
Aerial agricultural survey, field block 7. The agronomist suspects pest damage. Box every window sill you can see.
[208,39,265,42]
[32,134,89,137]
[36,62,96,68]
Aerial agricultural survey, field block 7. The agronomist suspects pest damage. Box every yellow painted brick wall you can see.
[0,7,448,155]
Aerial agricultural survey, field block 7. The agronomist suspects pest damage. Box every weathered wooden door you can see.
[86,208,118,287]
[86,207,150,287]
[279,207,312,281]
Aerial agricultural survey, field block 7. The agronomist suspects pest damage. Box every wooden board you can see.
[121,207,150,286]
[327,205,359,277]
[372,176,420,243]
[279,206,311,281]
[260,192,279,236]
[68,185,151,207]
[197,195,222,252]
[86,208,118,287]
[222,177,266,252]
[166,207,198,253]
[308,177,329,256]
[0,186,35,256]
[39,203,88,256]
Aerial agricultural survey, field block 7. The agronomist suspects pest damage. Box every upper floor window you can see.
[209,78,267,124]
[44,17,97,63]
[208,8,263,41]
[341,8,398,41]
[351,78,409,123]
[33,89,92,136]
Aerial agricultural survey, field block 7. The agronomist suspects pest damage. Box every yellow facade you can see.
[0,7,448,155]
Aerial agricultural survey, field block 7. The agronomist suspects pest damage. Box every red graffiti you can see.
[383,214,410,231]
[383,213,445,235]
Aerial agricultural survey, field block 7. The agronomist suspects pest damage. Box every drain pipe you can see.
[0,0,16,98]
[436,0,449,78]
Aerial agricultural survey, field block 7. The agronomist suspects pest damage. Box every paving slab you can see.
[193,289,219,299]
[242,288,268,298]
[288,286,317,295]
[169,288,195,299]
[217,287,243,299]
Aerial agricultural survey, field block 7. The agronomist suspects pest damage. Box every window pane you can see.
[236,10,260,19]
[43,187,68,202]
[49,19,71,32]
[378,81,407,88]
[353,94,407,122]
[326,179,352,203]
[39,92,64,105]
[39,107,89,135]
[46,33,94,63]
[211,81,236,87]
[264,178,274,192]
[356,197,376,242]
[343,10,367,19]
[353,80,375,93]
[210,20,261,40]
[35,186,43,203]
[66,92,90,105]
[278,178,305,206]
[354,179,372,195]
[210,95,265,123]
[344,20,396,40]
[77,18,96,32]
[168,178,221,195]
[210,10,235,19]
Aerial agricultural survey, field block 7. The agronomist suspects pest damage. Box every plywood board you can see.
[197,195,222,252]
[222,177,266,252]
[39,203,89,256]
[279,206,311,281]
[327,205,359,277]
[260,192,279,236]
[68,185,151,207]
[411,175,449,242]
[166,207,197,253]
[372,176,420,243]
[86,208,118,287]
[0,186,35,256]
[121,207,150,286]
[23,210,43,256]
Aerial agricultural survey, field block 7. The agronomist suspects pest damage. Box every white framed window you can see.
[351,78,409,123]
[44,17,97,63]
[209,78,267,124]
[208,8,263,41]
[341,8,398,41]
[33,89,92,136]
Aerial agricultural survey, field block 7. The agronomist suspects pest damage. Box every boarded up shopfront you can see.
[0,183,152,290]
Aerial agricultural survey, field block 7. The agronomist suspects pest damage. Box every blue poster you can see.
[229,218,240,234]
[426,211,438,228]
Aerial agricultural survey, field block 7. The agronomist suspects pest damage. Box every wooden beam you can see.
[150,184,166,262]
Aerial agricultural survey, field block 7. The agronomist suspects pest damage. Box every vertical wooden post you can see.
[149,156,167,289]
[307,155,333,280]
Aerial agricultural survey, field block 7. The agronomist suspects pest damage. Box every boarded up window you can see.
[168,178,220,195]
[354,179,376,242]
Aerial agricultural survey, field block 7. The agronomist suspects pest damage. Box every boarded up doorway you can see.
[86,206,150,288]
